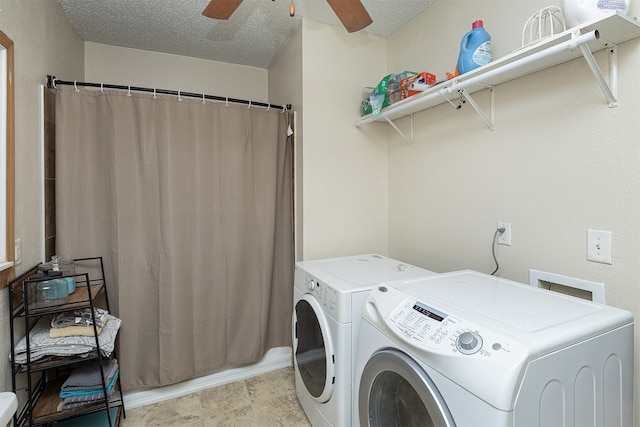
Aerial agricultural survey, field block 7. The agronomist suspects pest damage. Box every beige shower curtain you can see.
[54,85,294,390]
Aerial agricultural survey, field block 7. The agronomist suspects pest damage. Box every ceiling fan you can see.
[202,0,373,33]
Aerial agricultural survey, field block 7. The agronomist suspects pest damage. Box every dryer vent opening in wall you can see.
[537,279,594,301]
[528,269,605,304]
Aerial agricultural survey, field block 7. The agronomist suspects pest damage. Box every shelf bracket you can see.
[579,42,618,107]
[459,86,495,130]
[384,114,414,145]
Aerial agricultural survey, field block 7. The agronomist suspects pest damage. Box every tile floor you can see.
[120,367,311,427]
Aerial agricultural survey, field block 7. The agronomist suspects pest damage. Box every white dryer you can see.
[355,270,634,426]
[293,254,436,426]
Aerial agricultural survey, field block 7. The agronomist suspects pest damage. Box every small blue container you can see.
[64,277,76,294]
[38,256,76,294]
[457,20,492,75]
[36,279,69,307]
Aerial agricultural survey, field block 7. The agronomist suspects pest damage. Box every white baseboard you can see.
[123,346,293,409]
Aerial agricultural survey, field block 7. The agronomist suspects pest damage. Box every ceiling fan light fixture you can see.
[203,0,372,33]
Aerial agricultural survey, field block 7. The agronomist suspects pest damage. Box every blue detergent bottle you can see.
[457,20,492,75]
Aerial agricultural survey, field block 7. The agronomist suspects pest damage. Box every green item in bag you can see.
[361,74,393,117]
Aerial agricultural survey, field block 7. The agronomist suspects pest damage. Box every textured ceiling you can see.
[57,0,437,69]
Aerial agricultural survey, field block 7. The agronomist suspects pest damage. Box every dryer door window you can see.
[359,349,455,427]
[293,295,335,402]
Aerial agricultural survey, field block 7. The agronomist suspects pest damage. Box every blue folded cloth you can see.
[60,369,118,399]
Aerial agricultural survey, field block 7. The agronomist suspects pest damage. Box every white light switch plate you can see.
[587,230,612,264]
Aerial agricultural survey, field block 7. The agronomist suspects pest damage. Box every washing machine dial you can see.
[307,278,317,291]
[456,331,483,355]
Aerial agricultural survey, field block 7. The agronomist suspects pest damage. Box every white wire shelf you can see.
[356,12,640,143]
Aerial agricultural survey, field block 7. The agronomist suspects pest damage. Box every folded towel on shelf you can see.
[51,308,109,329]
[58,369,119,411]
[58,381,118,411]
[12,315,121,365]
[61,359,118,391]
[61,369,119,399]
[49,324,104,338]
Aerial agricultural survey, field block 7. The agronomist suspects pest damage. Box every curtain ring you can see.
[225,97,229,107]
[127,86,132,97]
[178,90,182,101]
[202,93,206,104]
[281,105,287,113]
[100,83,104,93]
[74,81,79,92]
[247,100,251,109]
[266,103,270,112]
[153,88,157,99]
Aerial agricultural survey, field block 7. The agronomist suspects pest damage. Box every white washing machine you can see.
[293,254,436,426]
[355,270,634,426]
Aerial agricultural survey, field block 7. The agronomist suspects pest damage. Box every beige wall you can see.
[386,0,640,417]
[0,0,84,391]
[268,21,302,113]
[85,42,268,102]
[298,20,389,260]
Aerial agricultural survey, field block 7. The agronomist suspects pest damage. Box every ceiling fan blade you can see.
[202,0,243,20]
[326,0,373,33]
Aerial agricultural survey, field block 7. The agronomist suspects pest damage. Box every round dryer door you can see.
[293,295,335,403]
[359,349,455,427]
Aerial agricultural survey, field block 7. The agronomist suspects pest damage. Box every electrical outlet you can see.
[15,238,21,265]
[497,222,511,246]
[587,230,612,264]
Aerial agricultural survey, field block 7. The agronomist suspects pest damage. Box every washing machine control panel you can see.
[386,297,507,357]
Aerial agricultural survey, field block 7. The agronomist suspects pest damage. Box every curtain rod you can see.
[46,75,292,111]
